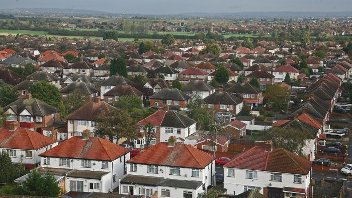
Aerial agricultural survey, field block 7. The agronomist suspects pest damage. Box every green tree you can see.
[284,73,291,84]
[172,80,182,90]
[58,90,86,119]
[237,73,245,83]
[249,77,260,88]
[187,97,215,131]
[19,170,60,197]
[138,42,149,54]
[314,50,326,59]
[264,84,290,112]
[0,83,18,107]
[110,57,127,77]
[29,81,61,107]
[0,152,26,184]
[161,34,175,46]
[264,127,310,155]
[343,42,352,57]
[232,57,244,69]
[9,64,36,78]
[114,95,154,122]
[214,66,229,84]
[96,108,137,142]
[201,41,221,56]
[63,54,75,63]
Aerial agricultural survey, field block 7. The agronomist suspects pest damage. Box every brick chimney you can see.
[167,136,176,147]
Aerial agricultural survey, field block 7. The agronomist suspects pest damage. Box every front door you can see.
[267,187,284,198]
[129,186,134,195]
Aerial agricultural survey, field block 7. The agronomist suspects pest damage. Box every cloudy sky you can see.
[0,0,351,14]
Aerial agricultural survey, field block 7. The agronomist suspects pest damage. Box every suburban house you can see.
[149,88,190,110]
[65,99,116,140]
[246,70,275,90]
[135,110,196,148]
[0,127,57,169]
[144,78,170,93]
[38,50,66,64]
[103,84,143,104]
[100,75,129,99]
[4,95,59,132]
[226,83,264,108]
[203,90,243,115]
[224,146,312,197]
[63,61,93,77]
[273,65,300,83]
[195,62,216,73]
[60,82,98,98]
[154,66,179,82]
[178,67,209,83]
[120,142,215,198]
[127,65,148,77]
[39,136,130,193]
[183,80,215,99]
[223,120,247,139]
[40,59,67,74]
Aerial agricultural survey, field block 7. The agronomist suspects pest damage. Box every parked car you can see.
[215,157,231,166]
[325,142,345,149]
[341,164,352,175]
[321,147,341,154]
[312,158,332,166]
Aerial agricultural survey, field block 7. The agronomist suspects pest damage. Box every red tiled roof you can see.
[67,100,116,121]
[179,67,208,75]
[297,113,322,129]
[272,120,290,127]
[137,110,166,126]
[61,50,80,57]
[236,47,251,54]
[3,48,16,55]
[0,128,56,150]
[94,58,106,66]
[38,50,66,63]
[225,146,311,175]
[229,120,246,129]
[275,65,299,73]
[40,136,128,161]
[196,62,216,70]
[128,143,213,169]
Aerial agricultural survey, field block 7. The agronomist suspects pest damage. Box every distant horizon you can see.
[1,0,352,15]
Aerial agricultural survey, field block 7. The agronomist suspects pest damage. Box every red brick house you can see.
[149,88,190,110]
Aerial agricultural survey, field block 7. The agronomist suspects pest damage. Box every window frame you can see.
[161,189,170,197]
[147,165,158,174]
[227,168,235,177]
[169,167,181,176]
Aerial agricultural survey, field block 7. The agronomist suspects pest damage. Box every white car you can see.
[341,164,352,175]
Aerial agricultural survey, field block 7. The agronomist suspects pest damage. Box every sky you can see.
[0,0,351,14]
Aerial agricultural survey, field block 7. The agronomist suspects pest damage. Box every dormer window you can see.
[35,116,43,123]
[20,115,32,122]
[6,114,17,121]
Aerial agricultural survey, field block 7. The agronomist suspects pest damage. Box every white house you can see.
[273,65,300,83]
[39,136,130,193]
[183,80,215,99]
[0,127,57,169]
[120,142,215,198]
[65,99,116,140]
[224,146,312,198]
[136,110,196,149]
[99,75,129,99]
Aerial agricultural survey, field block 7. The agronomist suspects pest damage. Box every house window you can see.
[167,100,172,105]
[147,165,158,174]
[154,102,159,107]
[228,168,235,177]
[70,180,84,192]
[9,149,16,157]
[177,129,181,134]
[161,189,170,197]
[246,170,257,179]
[270,173,282,182]
[78,120,88,126]
[89,183,100,190]
[207,104,214,109]
[43,157,50,165]
[146,189,153,196]
[25,150,33,158]
[35,116,42,123]
[91,122,96,127]
[82,160,91,168]
[294,175,302,184]
[122,186,129,193]
[220,104,227,110]
[102,161,108,169]
[165,128,173,133]
[6,114,17,121]
[183,191,192,198]
[59,158,70,167]
[113,174,116,183]
[170,167,181,176]
[244,186,260,192]
[20,115,31,122]
[150,138,156,145]
[191,169,199,177]
[130,164,137,172]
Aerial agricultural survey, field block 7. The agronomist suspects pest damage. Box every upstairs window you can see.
[102,161,108,169]
[82,160,91,168]
[170,167,181,176]
[294,175,302,184]
[245,170,258,179]
[147,165,158,174]
[270,173,282,182]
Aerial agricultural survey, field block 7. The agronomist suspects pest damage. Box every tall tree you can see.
[161,34,175,46]
[264,84,290,112]
[29,81,61,107]
[214,66,229,85]
[110,58,118,76]
[114,95,154,122]
[249,77,260,88]
[96,108,137,142]
[187,97,215,131]
[58,90,86,119]
[19,170,60,197]
[172,80,182,90]
[116,57,127,77]
[0,152,26,184]
[0,83,18,107]
[284,73,291,84]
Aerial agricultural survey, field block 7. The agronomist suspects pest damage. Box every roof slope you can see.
[6,98,58,116]
[0,127,56,150]
[150,88,190,101]
[204,91,243,105]
[225,146,311,175]
[161,111,195,128]
[128,143,213,169]
[40,136,128,161]
[66,100,116,121]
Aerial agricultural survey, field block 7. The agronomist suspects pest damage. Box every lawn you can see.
[0,29,48,36]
